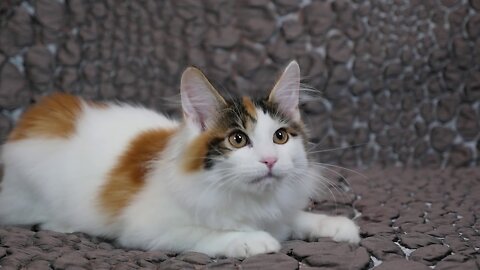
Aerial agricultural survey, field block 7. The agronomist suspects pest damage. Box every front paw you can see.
[313,216,360,244]
[225,231,281,258]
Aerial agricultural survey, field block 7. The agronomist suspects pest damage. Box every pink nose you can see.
[261,157,278,170]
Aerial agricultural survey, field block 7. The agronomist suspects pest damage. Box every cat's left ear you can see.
[268,60,301,121]
[180,67,226,130]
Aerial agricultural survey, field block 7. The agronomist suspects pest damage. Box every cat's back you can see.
[2,93,178,192]
[3,93,178,176]
[8,93,178,143]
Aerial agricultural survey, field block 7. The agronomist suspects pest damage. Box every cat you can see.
[0,61,360,257]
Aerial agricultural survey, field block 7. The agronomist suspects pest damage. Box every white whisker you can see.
[307,143,368,154]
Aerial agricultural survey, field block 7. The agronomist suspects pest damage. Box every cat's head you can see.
[179,61,311,193]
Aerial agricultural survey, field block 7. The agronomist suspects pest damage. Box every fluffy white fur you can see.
[0,61,360,257]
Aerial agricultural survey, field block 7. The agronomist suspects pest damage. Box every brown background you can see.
[0,0,479,167]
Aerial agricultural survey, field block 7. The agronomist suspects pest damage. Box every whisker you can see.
[303,163,354,191]
[308,143,368,154]
[308,162,367,180]
[289,172,340,214]
[298,169,346,200]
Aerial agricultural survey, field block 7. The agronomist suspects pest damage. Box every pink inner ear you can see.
[181,84,214,130]
[270,61,301,120]
[180,67,224,130]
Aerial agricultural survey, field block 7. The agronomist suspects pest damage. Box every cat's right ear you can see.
[180,67,226,130]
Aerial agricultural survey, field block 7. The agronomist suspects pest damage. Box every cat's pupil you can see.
[234,134,243,143]
[276,131,283,140]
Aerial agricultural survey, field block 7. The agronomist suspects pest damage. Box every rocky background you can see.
[0,0,479,167]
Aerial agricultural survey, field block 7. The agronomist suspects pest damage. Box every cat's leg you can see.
[119,226,280,258]
[291,211,360,244]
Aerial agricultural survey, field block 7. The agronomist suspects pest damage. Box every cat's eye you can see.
[228,131,248,148]
[273,129,289,144]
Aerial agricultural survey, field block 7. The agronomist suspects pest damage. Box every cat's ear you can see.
[268,60,301,121]
[180,67,226,130]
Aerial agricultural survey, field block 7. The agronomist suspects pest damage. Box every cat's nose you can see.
[260,157,278,170]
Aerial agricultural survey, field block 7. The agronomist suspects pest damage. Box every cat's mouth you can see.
[249,172,278,184]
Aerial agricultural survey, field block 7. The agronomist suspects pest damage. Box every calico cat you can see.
[0,61,359,257]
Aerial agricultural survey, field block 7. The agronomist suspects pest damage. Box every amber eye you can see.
[273,129,289,144]
[228,131,248,148]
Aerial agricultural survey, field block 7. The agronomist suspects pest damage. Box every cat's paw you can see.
[225,231,281,258]
[313,216,360,244]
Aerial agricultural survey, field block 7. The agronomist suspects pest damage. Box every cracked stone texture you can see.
[1,167,479,269]
[0,0,479,167]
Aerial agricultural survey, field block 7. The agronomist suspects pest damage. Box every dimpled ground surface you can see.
[0,167,479,269]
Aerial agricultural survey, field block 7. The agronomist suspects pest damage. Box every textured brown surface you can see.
[0,167,479,269]
[0,0,479,167]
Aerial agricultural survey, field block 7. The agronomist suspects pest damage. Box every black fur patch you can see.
[204,137,230,169]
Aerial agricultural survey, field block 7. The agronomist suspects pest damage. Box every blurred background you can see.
[0,0,478,168]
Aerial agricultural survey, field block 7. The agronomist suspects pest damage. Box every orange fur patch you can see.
[182,132,212,173]
[182,131,224,173]
[100,128,177,218]
[242,96,257,119]
[8,93,84,141]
